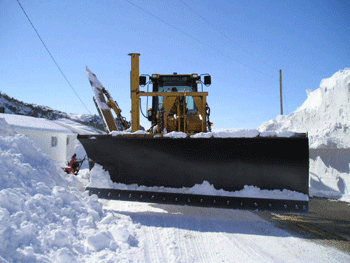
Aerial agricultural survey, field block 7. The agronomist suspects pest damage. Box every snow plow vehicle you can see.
[78,53,309,213]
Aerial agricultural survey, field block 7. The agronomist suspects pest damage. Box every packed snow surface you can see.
[259,68,350,202]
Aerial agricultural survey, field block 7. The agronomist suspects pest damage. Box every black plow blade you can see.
[78,134,309,213]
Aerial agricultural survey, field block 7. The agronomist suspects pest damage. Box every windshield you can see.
[158,85,196,114]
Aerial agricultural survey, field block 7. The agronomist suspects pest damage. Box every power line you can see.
[16,0,92,115]
[124,0,276,80]
[179,0,278,71]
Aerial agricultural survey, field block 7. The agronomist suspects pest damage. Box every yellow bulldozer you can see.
[78,53,309,213]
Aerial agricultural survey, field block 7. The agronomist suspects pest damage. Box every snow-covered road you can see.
[101,199,350,262]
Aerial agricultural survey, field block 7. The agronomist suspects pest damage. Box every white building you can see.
[0,113,76,166]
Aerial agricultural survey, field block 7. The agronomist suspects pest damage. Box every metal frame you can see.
[129,53,209,133]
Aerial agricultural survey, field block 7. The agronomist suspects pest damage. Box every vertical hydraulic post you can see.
[129,53,140,132]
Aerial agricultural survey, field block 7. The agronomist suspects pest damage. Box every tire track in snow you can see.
[156,212,182,262]
[194,208,246,263]
[177,217,206,262]
[183,228,207,262]
[191,215,217,263]
[101,200,350,262]
[164,215,184,262]
[176,207,273,262]
[116,201,162,262]
[147,205,216,262]
[170,205,234,262]
[146,213,166,262]
[217,229,271,262]
[142,216,160,262]
[174,215,185,261]
[115,202,187,262]
[214,209,276,262]
[138,222,152,262]
[153,205,262,262]
[176,213,199,262]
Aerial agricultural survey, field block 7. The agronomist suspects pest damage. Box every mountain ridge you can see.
[0,92,104,131]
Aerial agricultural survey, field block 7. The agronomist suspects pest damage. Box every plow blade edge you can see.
[86,187,308,213]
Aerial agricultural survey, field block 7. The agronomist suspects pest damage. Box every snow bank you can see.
[164,131,187,138]
[0,120,138,262]
[191,129,260,138]
[259,69,350,202]
[0,117,15,136]
[259,69,350,149]
[109,129,298,138]
[110,130,149,136]
[88,164,308,201]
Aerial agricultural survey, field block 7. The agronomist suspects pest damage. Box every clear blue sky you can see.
[1,0,349,129]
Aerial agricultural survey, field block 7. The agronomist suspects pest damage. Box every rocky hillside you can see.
[0,92,104,131]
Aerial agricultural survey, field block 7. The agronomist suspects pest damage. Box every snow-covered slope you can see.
[0,119,139,262]
[259,69,350,149]
[259,69,350,201]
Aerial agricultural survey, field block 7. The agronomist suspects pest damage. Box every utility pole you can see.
[279,69,283,115]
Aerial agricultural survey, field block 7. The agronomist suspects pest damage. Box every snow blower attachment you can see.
[79,53,309,213]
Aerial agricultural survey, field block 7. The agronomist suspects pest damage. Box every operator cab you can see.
[151,74,200,116]
[139,73,211,132]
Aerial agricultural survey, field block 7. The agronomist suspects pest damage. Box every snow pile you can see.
[259,69,350,202]
[0,117,15,136]
[88,164,308,201]
[193,128,297,138]
[0,120,138,262]
[192,129,301,138]
[164,131,187,138]
[191,129,260,138]
[109,129,298,138]
[110,130,149,136]
[259,69,350,148]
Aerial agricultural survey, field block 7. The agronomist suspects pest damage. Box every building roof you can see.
[53,118,104,135]
[0,113,74,134]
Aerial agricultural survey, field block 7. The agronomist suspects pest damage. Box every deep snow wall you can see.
[0,118,138,262]
[259,69,350,201]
